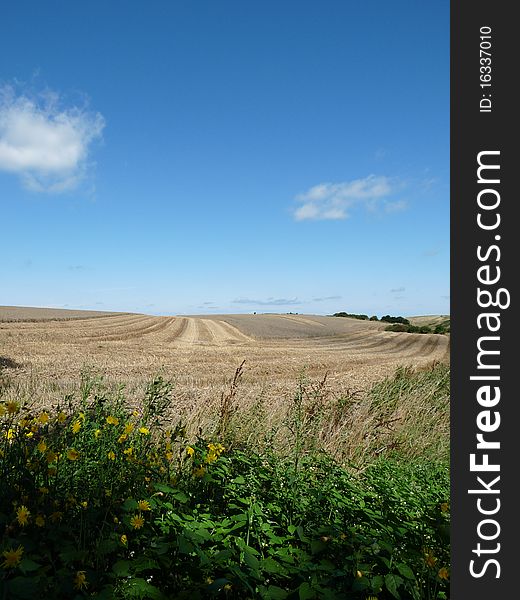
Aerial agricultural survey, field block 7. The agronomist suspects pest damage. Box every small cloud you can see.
[0,84,105,192]
[390,287,405,293]
[202,301,216,306]
[232,297,302,306]
[68,265,86,271]
[312,295,342,302]
[383,199,407,213]
[293,175,404,221]
[422,248,441,257]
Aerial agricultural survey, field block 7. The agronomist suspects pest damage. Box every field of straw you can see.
[0,307,449,458]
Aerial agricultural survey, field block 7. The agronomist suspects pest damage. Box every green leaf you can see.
[113,560,131,576]
[6,577,39,599]
[244,551,260,571]
[397,563,415,580]
[298,582,315,600]
[385,574,401,599]
[173,491,189,503]
[233,476,246,485]
[19,558,41,573]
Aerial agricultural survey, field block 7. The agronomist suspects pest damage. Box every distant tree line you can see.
[332,312,450,335]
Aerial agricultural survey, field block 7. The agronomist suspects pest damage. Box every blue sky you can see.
[0,1,449,317]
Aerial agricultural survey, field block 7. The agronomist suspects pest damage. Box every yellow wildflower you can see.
[81,501,88,509]
[71,420,81,434]
[16,505,30,526]
[73,570,88,590]
[46,450,57,463]
[6,429,15,440]
[94,429,102,439]
[124,423,135,435]
[193,466,206,478]
[38,412,49,425]
[130,514,145,529]
[424,550,437,568]
[39,486,49,495]
[356,570,363,578]
[138,427,150,435]
[6,401,20,415]
[107,451,116,460]
[120,534,128,545]
[438,567,449,580]
[118,434,128,444]
[57,412,67,423]
[78,412,86,421]
[440,502,449,513]
[35,514,45,527]
[186,446,195,456]
[106,416,119,425]
[1,545,23,569]
[123,447,133,456]
[50,511,63,523]
[137,500,151,511]
[66,448,80,461]
[37,440,47,454]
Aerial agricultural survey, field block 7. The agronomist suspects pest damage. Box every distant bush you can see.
[369,315,379,321]
[332,312,369,320]
[381,315,410,325]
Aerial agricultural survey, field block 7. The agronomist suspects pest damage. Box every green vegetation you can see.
[332,313,370,320]
[380,316,410,326]
[1,364,450,599]
[385,321,450,335]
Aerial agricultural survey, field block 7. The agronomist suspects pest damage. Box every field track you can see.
[0,308,449,399]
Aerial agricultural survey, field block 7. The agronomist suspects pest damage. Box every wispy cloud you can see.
[0,85,104,192]
[312,295,342,302]
[390,287,405,293]
[232,297,302,306]
[293,175,404,221]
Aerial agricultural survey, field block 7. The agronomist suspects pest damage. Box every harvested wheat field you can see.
[1,306,448,402]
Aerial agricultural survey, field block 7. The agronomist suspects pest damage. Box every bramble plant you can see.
[0,368,449,599]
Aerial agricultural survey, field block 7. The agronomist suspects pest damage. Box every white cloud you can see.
[0,85,104,192]
[293,175,402,221]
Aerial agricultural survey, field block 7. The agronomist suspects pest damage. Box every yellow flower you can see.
[120,534,128,545]
[186,446,195,456]
[6,401,20,415]
[38,412,49,425]
[123,447,134,456]
[6,428,15,440]
[25,431,34,439]
[438,567,449,580]
[130,514,145,529]
[107,451,116,460]
[66,448,80,461]
[46,450,57,463]
[37,440,47,454]
[118,434,128,444]
[39,486,49,495]
[193,466,206,478]
[73,570,88,590]
[81,501,88,509]
[57,411,67,423]
[71,420,81,434]
[16,505,30,526]
[137,500,151,511]
[78,412,86,421]
[94,429,102,439]
[165,451,174,461]
[424,550,437,568]
[138,427,150,435]
[50,511,63,523]
[1,545,23,569]
[124,423,135,435]
[440,502,449,513]
[356,570,363,578]
[106,416,119,425]
[35,514,45,527]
